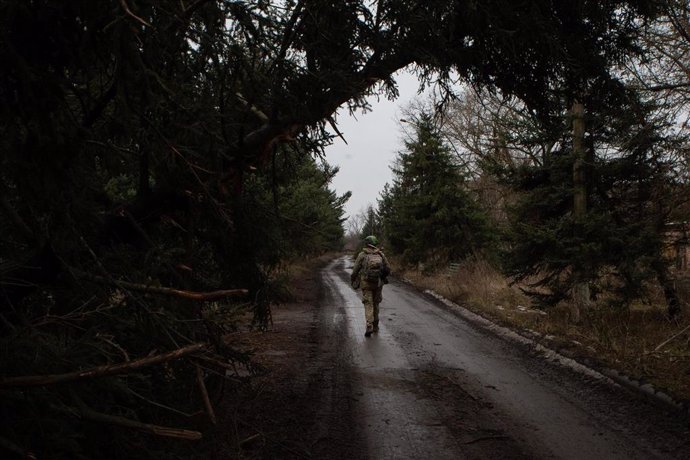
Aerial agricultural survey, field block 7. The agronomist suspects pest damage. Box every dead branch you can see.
[76,406,201,440]
[239,433,261,447]
[195,365,217,424]
[0,343,207,388]
[120,0,152,27]
[74,269,248,301]
[127,387,200,418]
[652,323,690,353]
[236,92,269,122]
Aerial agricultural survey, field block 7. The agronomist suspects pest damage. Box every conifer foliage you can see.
[379,113,494,266]
[0,0,666,457]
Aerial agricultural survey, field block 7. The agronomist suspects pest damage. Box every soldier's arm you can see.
[351,252,364,282]
[381,252,391,273]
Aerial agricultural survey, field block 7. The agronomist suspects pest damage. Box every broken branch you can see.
[195,365,217,424]
[74,270,249,301]
[74,405,201,440]
[652,323,690,353]
[0,343,207,388]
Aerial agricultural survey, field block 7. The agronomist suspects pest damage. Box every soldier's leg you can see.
[373,287,383,331]
[361,288,375,335]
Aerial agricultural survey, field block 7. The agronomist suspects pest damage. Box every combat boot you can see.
[372,321,379,333]
[364,324,373,337]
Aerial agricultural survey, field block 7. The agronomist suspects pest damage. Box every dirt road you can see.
[313,256,690,459]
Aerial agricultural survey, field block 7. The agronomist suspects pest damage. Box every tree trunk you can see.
[571,100,589,324]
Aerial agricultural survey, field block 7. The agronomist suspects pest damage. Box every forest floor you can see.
[204,253,364,459]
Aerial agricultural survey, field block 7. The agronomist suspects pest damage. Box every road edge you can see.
[411,283,689,417]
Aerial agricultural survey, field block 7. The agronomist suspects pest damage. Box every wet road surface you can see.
[319,257,689,459]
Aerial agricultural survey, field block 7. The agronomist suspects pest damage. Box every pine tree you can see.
[380,113,495,266]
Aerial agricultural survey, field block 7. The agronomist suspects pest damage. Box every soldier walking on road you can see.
[351,235,391,337]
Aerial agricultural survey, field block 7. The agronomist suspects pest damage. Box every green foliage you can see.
[503,97,682,307]
[380,113,496,266]
[360,206,383,242]
[240,148,348,262]
[0,0,664,457]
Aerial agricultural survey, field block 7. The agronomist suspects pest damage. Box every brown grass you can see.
[394,257,690,401]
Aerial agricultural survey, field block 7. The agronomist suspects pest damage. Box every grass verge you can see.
[394,257,690,402]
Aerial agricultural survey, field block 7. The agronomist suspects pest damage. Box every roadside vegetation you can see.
[348,2,690,404]
[393,259,690,401]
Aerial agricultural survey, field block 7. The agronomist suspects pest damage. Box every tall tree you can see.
[380,112,494,265]
[0,1,665,457]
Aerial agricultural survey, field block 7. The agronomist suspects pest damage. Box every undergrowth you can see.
[393,257,690,401]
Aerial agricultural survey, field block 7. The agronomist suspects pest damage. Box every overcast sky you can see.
[324,71,426,224]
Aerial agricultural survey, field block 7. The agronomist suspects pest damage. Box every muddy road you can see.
[312,257,690,459]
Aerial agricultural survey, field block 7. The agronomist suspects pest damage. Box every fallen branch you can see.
[74,270,249,301]
[0,343,207,388]
[652,323,690,354]
[239,433,261,447]
[195,365,217,425]
[73,405,201,440]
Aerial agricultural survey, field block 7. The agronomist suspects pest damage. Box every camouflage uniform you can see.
[351,246,391,335]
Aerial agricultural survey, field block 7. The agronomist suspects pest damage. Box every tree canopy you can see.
[0,0,669,457]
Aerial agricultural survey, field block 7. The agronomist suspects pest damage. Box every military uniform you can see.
[351,245,391,336]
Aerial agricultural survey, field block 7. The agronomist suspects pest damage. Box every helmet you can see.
[364,235,379,247]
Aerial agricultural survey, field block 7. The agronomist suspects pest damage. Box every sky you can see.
[323,71,426,224]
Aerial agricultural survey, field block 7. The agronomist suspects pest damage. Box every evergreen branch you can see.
[0,343,207,388]
[74,269,249,301]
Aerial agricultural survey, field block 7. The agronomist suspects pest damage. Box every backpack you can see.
[363,252,384,282]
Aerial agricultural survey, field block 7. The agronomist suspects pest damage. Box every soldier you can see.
[351,235,391,337]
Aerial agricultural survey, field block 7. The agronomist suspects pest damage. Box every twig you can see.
[0,343,207,388]
[120,0,152,27]
[70,405,201,440]
[127,387,199,418]
[236,92,269,122]
[239,433,261,446]
[74,269,248,301]
[651,323,690,353]
[123,209,155,248]
[196,365,217,424]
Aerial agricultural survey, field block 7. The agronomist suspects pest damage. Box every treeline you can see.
[0,1,674,458]
[370,2,690,320]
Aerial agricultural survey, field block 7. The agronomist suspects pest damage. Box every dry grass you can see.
[394,258,690,401]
